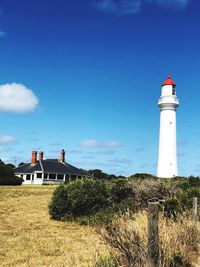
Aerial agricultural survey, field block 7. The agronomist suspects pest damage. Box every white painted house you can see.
[14,149,91,184]
[157,75,179,178]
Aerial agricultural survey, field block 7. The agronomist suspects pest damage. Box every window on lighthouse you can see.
[172,87,176,95]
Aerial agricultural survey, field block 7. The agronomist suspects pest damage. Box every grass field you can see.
[0,186,107,267]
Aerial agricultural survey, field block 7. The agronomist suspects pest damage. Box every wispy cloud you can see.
[86,150,115,155]
[0,30,6,37]
[177,140,191,146]
[94,0,141,15]
[135,146,145,152]
[0,146,11,152]
[147,0,189,9]
[82,155,95,159]
[0,83,39,113]
[93,0,189,15]
[177,152,187,158]
[0,135,16,145]
[73,160,120,168]
[0,135,17,153]
[139,163,149,168]
[109,158,133,166]
[50,142,63,147]
[79,139,122,148]
[69,149,84,154]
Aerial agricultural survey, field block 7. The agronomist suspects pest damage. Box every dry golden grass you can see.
[99,212,200,267]
[0,186,107,267]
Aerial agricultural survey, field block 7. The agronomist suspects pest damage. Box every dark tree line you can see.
[87,169,126,180]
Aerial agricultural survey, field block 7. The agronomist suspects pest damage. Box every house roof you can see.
[14,159,90,176]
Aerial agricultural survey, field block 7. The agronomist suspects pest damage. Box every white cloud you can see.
[79,139,122,148]
[94,0,189,15]
[0,135,16,145]
[0,83,39,113]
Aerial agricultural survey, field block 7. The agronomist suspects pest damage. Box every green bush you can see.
[0,175,23,185]
[188,176,200,187]
[0,159,23,185]
[49,178,135,222]
[175,176,200,191]
[109,179,133,203]
[129,173,157,180]
[164,197,183,219]
[181,187,200,210]
[49,179,109,220]
[129,179,181,210]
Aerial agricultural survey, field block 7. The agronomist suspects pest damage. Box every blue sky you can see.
[0,0,200,176]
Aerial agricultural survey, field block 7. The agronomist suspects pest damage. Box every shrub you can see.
[49,184,73,220]
[188,176,200,187]
[109,179,133,203]
[129,179,181,210]
[0,160,23,185]
[129,173,157,180]
[181,187,200,210]
[98,212,200,267]
[0,175,23,185]
[49,179,109,220]
[163,197,183,219]
[98,213,148,267]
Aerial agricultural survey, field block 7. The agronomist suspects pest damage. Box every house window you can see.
[44,173,48,179]
[78,176,81,179]
[57,174,64,180]
[49,173,56,180]
[26,174,31,180]
[37,173,42,179]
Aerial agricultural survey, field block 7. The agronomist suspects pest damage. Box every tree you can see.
[87,169,108,180]
[0,159,23,185]
[6,163,15,169]
[18,162,25,166]
[129,173,157,180]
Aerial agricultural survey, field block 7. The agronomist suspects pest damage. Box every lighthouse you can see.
[157,75,179,178]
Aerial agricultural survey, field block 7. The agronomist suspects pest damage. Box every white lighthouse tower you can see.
[157,75,179,178]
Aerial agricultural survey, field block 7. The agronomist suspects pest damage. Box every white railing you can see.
[158,96,179,106]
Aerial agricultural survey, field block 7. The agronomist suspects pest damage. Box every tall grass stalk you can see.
[98,212,200,267]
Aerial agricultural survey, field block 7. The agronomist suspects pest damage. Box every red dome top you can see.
[162,75,176,87]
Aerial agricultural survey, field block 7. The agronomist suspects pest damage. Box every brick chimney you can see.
[31,151,37,165]
[39,151,44,161]
[60,149,65,163]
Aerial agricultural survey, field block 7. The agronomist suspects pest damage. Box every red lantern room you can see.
[162,75,176,87]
